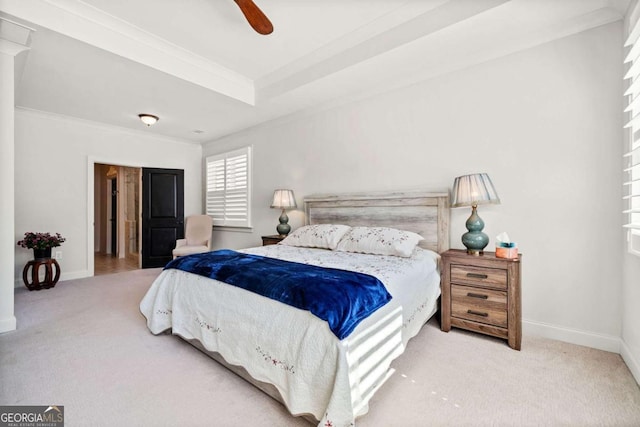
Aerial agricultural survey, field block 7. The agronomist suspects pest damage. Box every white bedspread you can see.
[140,245,440,427]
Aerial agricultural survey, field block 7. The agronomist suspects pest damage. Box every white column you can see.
[0,32,32,333]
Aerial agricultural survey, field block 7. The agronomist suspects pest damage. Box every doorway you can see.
[94,163,141,275]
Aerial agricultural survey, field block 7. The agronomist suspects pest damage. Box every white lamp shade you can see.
[451,173,500,207]
[271,189,297,209]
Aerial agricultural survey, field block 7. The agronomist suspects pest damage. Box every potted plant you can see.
[17,232,66,260]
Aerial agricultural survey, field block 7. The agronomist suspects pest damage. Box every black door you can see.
[141,168,184,268]
[110,178,117,256]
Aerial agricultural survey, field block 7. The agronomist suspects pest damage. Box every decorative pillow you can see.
[280,224,352,250]
[335,226,424,257]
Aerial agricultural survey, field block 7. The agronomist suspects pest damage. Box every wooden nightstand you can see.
[440,249,522,350]
[261,235,286,246]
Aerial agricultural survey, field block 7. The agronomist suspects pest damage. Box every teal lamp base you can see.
[462,205,489,255]
[276,209,291,236]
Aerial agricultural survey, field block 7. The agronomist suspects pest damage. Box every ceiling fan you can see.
[233,0,274,35]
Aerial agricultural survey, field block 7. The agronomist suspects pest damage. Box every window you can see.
[205,146,252,228]
[624,17,640,255]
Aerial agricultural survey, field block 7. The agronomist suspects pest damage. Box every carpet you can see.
[1,269,639,426]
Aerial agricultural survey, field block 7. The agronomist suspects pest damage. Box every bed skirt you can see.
[183,337,319,425]
[177,298,439,426]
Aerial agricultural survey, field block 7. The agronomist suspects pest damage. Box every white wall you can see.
[14,109,202,282]
[204,23,624,351]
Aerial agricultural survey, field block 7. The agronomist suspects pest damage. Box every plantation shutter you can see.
[206,146,252,228]
[624,18,640,255]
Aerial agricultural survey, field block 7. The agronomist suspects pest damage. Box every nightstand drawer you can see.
[451,284,507,328]
[451,264,507,290]
[262,235,285,246]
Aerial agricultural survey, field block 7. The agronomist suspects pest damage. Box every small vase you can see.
[33,248,52,260]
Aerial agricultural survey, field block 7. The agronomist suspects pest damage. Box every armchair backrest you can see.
[185,215,213,248]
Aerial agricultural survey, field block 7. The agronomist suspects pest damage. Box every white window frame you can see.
[624,14,640,256]
[205,146,252,230]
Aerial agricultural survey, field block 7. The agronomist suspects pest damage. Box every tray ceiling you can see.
[0,0,631,143]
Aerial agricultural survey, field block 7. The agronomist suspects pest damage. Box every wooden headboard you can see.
[303,190,450,253]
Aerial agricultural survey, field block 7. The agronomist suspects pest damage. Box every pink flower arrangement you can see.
[17,232,66,250]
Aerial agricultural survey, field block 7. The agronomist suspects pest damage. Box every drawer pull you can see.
[467,292,488,299]
[466,273,488,279]
[467,310,489,317]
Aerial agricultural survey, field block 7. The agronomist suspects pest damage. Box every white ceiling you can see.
[0,0,632,144]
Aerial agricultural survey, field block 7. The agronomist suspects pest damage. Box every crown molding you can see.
[1,0,255,105]
[256,0,509,100]
[205,5,625,144]
[15,106,200,147]
[0,16,33,55]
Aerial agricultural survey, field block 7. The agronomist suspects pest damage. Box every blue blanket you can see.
[164,249,392,339]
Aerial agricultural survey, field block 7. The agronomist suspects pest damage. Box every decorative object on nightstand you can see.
[262,234,286,246]
[270,189,297,236]
[451,173,500,255]
[495,232,518,259]
[440,249,522,350]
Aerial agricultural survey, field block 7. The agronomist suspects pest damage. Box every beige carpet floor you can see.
[1,269,639,426]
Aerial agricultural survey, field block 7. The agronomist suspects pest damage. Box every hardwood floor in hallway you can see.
[94,252,139,276]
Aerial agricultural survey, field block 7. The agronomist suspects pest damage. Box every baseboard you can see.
[620,339,640,386]
[523,319,621,353]
[59,270,91,281]
[0,315,17,334]
[14,269,91,288]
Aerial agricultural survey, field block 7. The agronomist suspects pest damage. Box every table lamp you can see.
[451,173,500,255]
[270,189,297,236]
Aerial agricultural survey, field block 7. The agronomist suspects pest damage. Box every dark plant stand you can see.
[22,258,60,291]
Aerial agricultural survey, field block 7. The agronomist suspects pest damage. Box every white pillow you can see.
[280,224,351,250]
[335,226,424,257]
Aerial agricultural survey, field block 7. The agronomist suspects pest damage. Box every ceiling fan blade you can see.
[233,0,274,35]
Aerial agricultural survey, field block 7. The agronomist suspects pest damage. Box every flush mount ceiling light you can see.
[138,114,159,126]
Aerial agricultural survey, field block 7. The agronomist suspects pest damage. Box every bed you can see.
[140,190,449,426]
